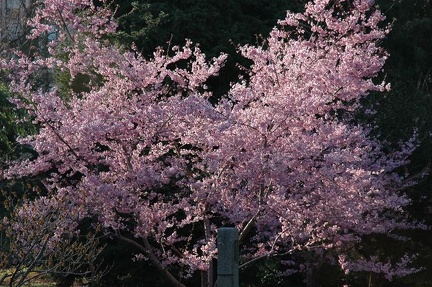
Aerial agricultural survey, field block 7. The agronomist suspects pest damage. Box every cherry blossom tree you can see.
[0,0,424,286]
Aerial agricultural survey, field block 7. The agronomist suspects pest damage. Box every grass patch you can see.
[0,268,56,286]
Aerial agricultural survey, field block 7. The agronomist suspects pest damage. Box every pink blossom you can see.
[0,0,423,284]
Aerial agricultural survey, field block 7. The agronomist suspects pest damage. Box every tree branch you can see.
[116,232,186,287]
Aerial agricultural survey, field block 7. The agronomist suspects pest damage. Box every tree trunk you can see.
[202,217,214,287]
[306,267,317,287]
[201,264,214,287]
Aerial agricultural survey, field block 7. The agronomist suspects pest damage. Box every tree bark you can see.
[116,233,186,287]
[306,267,316,287]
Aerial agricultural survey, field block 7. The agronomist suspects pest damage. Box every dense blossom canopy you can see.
[0,0,423,285]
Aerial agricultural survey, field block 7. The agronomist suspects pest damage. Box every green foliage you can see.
[139,0,300,56]
[376,0,432,140]
[371,0,432,222]
[0,84,34,161]
[0,82,37,216]
[355,1,432,286]
[0,86,34,160]
[112,2,168,49]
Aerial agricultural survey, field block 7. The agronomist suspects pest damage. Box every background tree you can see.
[112,0,305,98]
[358,0,432,285]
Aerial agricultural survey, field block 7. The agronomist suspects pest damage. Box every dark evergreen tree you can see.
[112,0,303,98]
[359,0,432,286]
